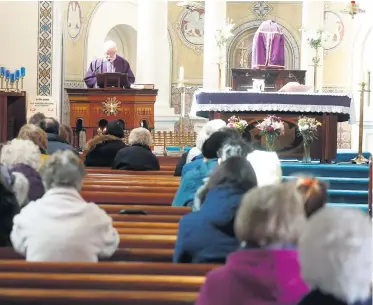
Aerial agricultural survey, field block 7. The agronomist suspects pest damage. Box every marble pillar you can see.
[136,0,178,131]
[52,1,63,122]
[202,0,227,90]
[300,0,324,91]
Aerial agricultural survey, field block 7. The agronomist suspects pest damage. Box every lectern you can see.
[66,87,158,149]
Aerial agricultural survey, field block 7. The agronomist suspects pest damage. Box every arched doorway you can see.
[106,24,137,74]
[226,20,300,85]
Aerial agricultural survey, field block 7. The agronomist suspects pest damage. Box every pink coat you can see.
[196,248,309,305]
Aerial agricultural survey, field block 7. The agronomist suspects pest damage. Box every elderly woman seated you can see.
[173,156,257,263]
[10,150,119,262]
[174,119,226,176]
[196,182,309,305]
[0,139,44,204]
[0,166,20,247]
[172,129,241,207]
[85,120,127,167]
[18,124,49,162]
[298,208,371,305]
[112,127,160,171]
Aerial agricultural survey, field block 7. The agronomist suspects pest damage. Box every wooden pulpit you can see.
[65,88,158,148]
[0,91,26,143]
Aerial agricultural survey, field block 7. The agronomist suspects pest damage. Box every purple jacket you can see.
[196,249,309,305]
[10,164,44,202]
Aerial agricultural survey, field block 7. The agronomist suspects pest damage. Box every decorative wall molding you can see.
[250,1,273,19]
[37,1,54,96]
[64,80,86,89]
[175,7,205,54]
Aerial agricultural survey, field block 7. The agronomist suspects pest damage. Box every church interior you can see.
[0,1,372,304]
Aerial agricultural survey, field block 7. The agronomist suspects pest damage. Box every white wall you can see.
[350,0,373,154]
[106,24,137,74]
[0,2,38,106]
[85,1,138,70]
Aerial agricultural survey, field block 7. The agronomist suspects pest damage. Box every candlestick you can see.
[368,71,371,107]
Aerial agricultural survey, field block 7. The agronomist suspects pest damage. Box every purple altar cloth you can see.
[191,91,352,122]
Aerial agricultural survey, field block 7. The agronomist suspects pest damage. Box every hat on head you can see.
[106,120,124,138]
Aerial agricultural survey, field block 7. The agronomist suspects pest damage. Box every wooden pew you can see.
[0,260,217,276]
[82,191,173,205]
[119,235,176,249]
[110,215,180,223]
[87,170,174,176]
[112,221,178,229]
[0,247,174,262]
[100,205,189,216]
[0,272,204,292]
[0,288,197,305]
[83,185,177,194]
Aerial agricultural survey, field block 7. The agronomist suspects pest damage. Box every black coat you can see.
[85,135,127,167]
[0,166,20,247]
[112,144,160,171]
[298,290,372,305]
[174,151,189,177]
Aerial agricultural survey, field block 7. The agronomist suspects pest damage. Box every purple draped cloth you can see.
[251,20,285,70]
[84,55,135,88]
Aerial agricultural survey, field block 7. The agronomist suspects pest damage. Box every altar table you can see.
[191,90,353,162]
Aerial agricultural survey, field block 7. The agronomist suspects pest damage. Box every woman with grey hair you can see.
[298,208,372,305]
[174,119,226,176]
[0,139,44,204]
[112,127,160,171]
[196,183,309,305]
[10,150,119,262]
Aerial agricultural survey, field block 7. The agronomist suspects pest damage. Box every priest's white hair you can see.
[186,119,226,163]
[299,207,372,304]
[103,40,117,52]
[0,139,41,171]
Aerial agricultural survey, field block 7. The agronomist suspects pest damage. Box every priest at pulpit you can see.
[84,40,135,88]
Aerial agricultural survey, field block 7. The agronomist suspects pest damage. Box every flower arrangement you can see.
[227,116,248,134]
[298,116,321,143]
[297,116,322,163]
[256,115,285,151]
[300,27,331,65]
[216,19,235,48]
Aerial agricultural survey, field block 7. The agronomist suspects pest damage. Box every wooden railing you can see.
[369,157,372,217]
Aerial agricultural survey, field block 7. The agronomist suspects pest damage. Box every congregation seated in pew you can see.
[196,182,309,305]
[10,150,119,262]
[112,127,160,171]
[298,208,372,305]
[0,167,20,247]
[174,119,226,177]
[172,129,241,207]
[85,120,127,167]
[38,117,77,155]
[0,139,44,204]
[173,156,257,264]
[17,124,49,162]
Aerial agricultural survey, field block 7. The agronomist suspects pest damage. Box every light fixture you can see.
[176,0,204,11]
[341,1,365,19]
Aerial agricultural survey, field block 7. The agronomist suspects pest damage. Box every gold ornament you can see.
[102,97,121,116]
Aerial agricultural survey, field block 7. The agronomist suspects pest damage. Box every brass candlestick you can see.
[0,75,3,90]
[351,82,370,164]
[5,79,9,92]
[368,71,371,107]
[177,78,186,135]
[15,80,20,92]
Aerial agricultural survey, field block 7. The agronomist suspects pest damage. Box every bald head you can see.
[103,40,117,61]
